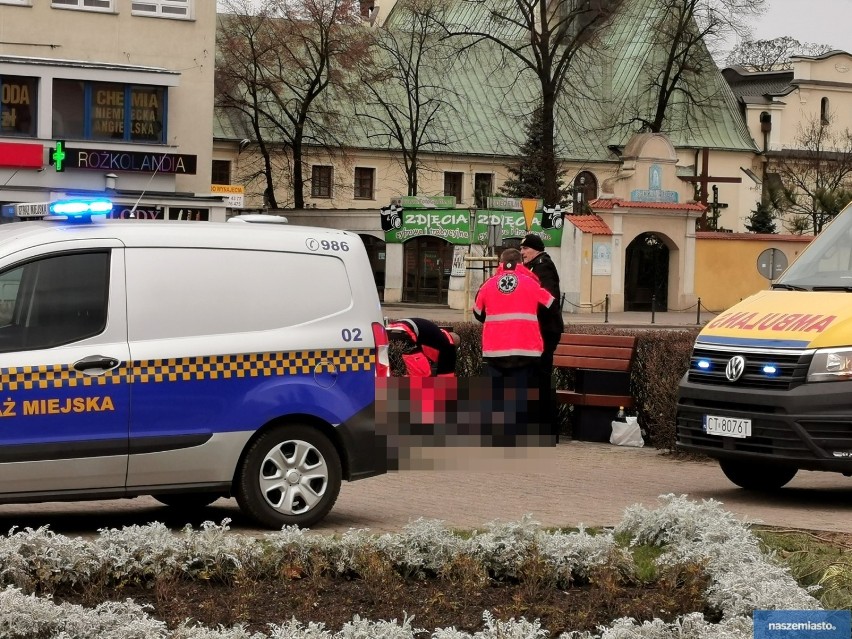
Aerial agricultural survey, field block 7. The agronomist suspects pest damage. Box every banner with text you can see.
[382,207,562,247]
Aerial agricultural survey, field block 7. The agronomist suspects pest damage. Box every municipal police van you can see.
[0,199,389,528]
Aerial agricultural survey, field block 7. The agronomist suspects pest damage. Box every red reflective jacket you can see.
[473,265,554,358]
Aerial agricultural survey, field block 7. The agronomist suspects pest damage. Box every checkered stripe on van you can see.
[0,350,373,391]
[132,349,373,383]
[0,365,127,391]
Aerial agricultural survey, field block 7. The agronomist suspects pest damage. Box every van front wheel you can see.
[719,459,797,490]
[236,425,342,529]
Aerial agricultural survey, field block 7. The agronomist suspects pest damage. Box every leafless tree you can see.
[726,37,834,71]
[434,0,623,205]
[217,1,285,208]
[771,116,852,235]
[631,0,766,134]
[357,0,460,196]
[217,0,370,209]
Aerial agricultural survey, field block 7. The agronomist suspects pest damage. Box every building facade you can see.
[0,0,225,222]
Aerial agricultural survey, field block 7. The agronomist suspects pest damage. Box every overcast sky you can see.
[740,0,852,53]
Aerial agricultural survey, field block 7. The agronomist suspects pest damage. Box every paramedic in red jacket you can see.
[473,248,555,380]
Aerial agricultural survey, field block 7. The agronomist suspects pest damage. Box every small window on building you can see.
[211,160,231,185]
[52,0,113,11]
[0,1,29,6]
[474,173,492,208]
[312,166,333,198]
[821,97,830,125]
[354,167,375,200]
[131,0,191,18]
[444,172,463,203]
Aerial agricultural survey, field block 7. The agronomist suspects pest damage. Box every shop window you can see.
[312,166,333,198]
[0,75,38,138]
[52,79,166,143]
[131,0,191,19]
[354,167,375,200]
[52,0,113,11]
[211,160,231,185]
[444,172,463,203]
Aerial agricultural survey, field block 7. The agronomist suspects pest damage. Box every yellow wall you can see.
[695,235,813,311]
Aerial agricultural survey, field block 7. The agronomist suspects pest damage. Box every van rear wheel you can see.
[236,425,342,529]
[719,459,797,490]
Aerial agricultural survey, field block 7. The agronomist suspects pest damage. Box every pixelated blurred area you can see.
[390,445,560,471]
[376,377,556,470]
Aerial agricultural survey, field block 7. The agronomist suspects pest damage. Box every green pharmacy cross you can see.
[49,141,66,173]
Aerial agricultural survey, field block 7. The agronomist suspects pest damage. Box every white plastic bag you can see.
[610,416,644,447]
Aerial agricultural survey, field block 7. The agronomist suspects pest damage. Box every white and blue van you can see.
[0,199,389,528]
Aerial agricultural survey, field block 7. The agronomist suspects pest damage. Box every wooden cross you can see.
[680,148,742,230]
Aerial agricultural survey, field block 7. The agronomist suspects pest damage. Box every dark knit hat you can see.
[520,233,545,252]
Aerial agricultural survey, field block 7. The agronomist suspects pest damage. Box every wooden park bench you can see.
[554,333,638,440]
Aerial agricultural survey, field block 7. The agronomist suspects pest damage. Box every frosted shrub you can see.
[175,519,262,581]
[373,518,471,578]
[562,613,754,639]
[615,494,748,547]
[536,527,633,586]
[613,494,821,622]
[264,619,335,639]
[0,585,168,639]
[337,614,422,639]
[467,515,543,580]
[172,624,266,639]
[474,611,549,639]
[0,526,101,591]
[95,521,187,584]
[0,496,823,639]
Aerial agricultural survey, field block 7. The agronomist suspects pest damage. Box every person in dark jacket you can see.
[520,233,565,439]
[387,317,460,377]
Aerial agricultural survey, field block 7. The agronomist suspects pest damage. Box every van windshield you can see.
[776,203,852,290]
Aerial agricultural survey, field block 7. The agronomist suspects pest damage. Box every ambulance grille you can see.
[686,346,812,390]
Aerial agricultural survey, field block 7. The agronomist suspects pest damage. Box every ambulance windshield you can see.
[776,201,852,290]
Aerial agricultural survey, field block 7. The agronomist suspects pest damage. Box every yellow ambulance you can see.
[677,201,852,490]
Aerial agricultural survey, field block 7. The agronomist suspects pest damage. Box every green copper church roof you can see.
[214,0,757,159]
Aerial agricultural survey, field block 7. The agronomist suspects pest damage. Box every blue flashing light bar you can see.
[697,359,711,370]
[762,364,779,376]
[48,198,113,223]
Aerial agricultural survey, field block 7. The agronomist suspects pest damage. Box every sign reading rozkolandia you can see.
[61,147,198,175]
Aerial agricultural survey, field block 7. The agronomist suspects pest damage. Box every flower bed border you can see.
[0,495,820,639]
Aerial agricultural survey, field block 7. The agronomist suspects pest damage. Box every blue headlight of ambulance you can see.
[49,198,113,222]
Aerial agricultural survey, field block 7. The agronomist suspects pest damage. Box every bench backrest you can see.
[553,333,637,372]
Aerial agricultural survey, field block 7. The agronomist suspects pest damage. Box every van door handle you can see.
[73,355,121,372]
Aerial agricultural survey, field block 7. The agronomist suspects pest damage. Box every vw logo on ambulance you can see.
[725,355,745,382]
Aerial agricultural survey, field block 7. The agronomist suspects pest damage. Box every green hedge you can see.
[386,321,699,450]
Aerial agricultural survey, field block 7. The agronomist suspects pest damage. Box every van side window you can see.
[0,251,110,353]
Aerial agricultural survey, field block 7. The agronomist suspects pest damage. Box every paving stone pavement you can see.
[1,442,850,536]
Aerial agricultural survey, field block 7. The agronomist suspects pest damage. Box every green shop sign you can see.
[382,205,563,247]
